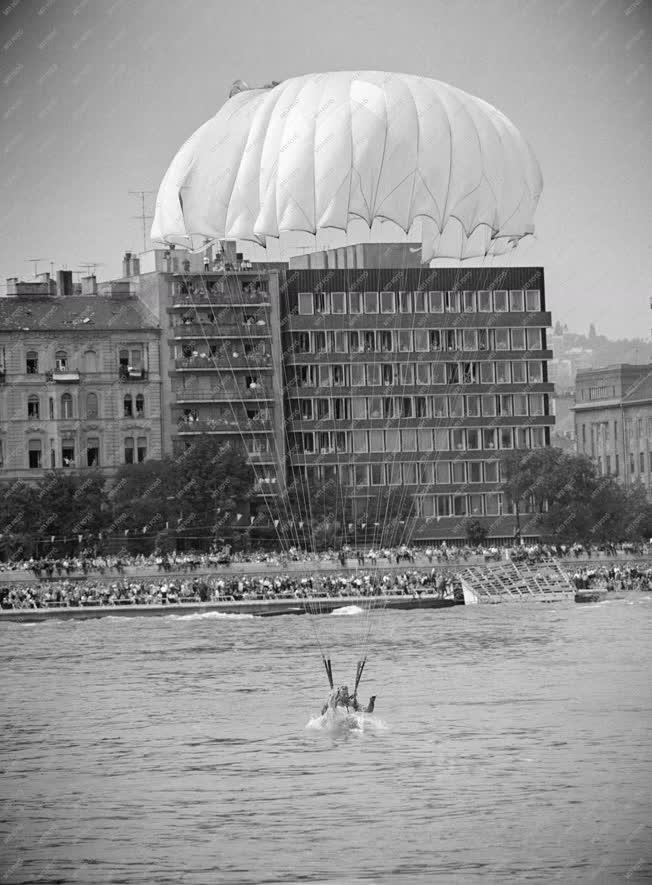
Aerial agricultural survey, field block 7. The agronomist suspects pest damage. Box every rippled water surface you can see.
[2,598,652,884]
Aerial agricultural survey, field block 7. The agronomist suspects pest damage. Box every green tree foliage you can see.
[465,518,488,546]
[110,459,173,536]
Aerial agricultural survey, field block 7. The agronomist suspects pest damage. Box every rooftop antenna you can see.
[80,261,105,277]
[26,258,49,277]
[129,189,156,253]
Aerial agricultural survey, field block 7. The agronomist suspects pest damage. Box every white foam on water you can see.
[167,611,256,621]
[330,605,364,616]
[305,708,387,734]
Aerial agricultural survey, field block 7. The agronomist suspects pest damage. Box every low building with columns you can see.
[0,272,162,480]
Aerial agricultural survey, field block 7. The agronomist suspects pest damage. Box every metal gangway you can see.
[459,558,574,604]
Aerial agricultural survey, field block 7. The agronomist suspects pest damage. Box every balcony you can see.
[174,353,273,370]
[171,288,270,308]
[119,367,149,382]
[171,320,268,339]
[46,368,80,383]
[174,386,273,402]
[176,415,272,434]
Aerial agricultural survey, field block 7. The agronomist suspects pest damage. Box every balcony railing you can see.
[176,416,272,434]
[118,367,149,382]
[172,288,270,307]
[171,320,268,338]
[174,353,273,370]
[46,368,80,383]
[174,386,272,402]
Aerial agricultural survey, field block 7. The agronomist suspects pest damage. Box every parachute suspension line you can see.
[353,657,366,696]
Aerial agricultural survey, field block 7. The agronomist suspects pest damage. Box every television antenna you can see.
[79,261,105,277]
[26,258,50,277]
[129,189,156,252]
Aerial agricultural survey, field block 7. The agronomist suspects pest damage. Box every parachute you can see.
[151,70,542,261]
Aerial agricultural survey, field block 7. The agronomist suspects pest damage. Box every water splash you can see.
[330,605,364,616]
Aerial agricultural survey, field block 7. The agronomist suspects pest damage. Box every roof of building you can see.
[623,370,652,404]
[0,295,159,331]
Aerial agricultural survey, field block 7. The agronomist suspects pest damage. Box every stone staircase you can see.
[459,558,574,604]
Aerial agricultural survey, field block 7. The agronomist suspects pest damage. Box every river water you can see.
[2,596,651,884]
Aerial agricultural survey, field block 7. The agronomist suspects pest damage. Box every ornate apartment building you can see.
[0,272,162,479]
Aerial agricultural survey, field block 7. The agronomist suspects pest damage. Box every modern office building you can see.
[573,363,652,498]
[0,271,162,479]
[281,253,554,540]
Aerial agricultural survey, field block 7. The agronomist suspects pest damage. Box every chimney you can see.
[5,277,18,295]
[122,252,133,277]
[81,275,97,295]
[56,270,73,298]
[131,255,140,275]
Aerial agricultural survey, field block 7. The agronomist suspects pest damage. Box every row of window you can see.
[290,392,548,421]
[26,437,148,469]
[23,348,145,375]
[289,425,548,455]
[288,359,546,388]
[24,393,147,421]
[297,289,542,316]
[289,327,544,355]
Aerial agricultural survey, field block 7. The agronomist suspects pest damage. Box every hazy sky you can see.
[0,0,650,338]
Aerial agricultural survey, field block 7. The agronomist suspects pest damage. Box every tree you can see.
[0,479,39,559]
[465,518,488,546]
[110,459,173,537]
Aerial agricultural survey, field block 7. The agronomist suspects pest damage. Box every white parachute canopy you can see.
[151,71,543,261]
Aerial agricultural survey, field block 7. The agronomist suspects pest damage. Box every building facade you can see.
[0,273,162,479]
[281,260,555,540]
[573,364,652,498]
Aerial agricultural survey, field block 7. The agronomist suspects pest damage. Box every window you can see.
[436,462,450,484]
[414,291,427,312]
[380,291,396,313]
[314,331,327,353]
[61,438,75,466]
[466,395,481,417]
[512,361,527,383]
[366,364,381,386]
[331,292,346,314]
[437,495,451,516]
[485,492,501,515]
[27,395,40,419]
[55,350,68,371]
[28,439,42,469]
[363,331,376,353]
[49,397,54,419]
[124,437,135,464]
[416,363,430,385]
[386,430,400,452]
[494,329,510,350]
[526,328,542,349]
[445,291,460,313]
[402,429,417,451]
[316,398,330,419]
[477,329,489,351]
[499,394,513,416]
[467,428,481,450]
[451,428,466,451]
[368,397,382,419]
[299,400,313,420]
[469,494,483,515]
[369,430,385,452]
[449,396,463,417]
[417,428,433,451]
[431,363,445,384]
[86,393,98,418]
[529,394,544,416]
[509,290,524,311]
[26,351,39,374]
[446,363,459,385]
[136,394,145,416]
[432,395,447,417]
[315,292,330,314]
[370,463,385,485]
[453,495,467,516]
[463,329,478,350]
[606,455,611,475]
[434,429,449,451]
[525,289,541,311]
[495,361,511,383]
[123,394,133,418]
[414,329,429,352]
[83,350,98,372]
[493,290,508,312]
[398,330,412,352]
[462,362,478,384]
[481,394,496,416]
[640,451,645,473]
[500,427,513,449]
[61,393,73,419]
[528,362,543,383]
[480,362,494,384]
[430,330,442,351]
[137,437,147,463]
[364,291,378,313]
[513,394,528,416]
[351,364,365,386]
[119,349,129,370]
[318,365,331,387]
[399,363,414,385]
[87,437,100,467]
[483,428,498,450]
[478,290,492,312]
[349,292,362,314]
[511,328,526,350]
[333,331,348,353]
[415,396,428,418]
[353,431,368,453]
[387,460,402,484]
[298,293,313,314]
[420,496,435,517]
[398,397,412,418]
[484,461,499,483]
[462,290,476,313]
[403,462,418,484]
[399,291,412,313]
[429,291,444,312]
[469,461,482,482]
[380,330,393,352]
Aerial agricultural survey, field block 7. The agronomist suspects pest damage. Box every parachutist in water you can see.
[321,685,376,716]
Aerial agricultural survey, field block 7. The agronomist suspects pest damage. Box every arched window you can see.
[87,437,100,467]
[28,439,42,469]
[137,436,147,462]
[26,351,39,374]
[86,393,98,418]
[123,394,133,418]
[135,393,144,416]
[27,394,40,419]
[61,393,73,419]
[124,437,134,464]
[83,350,98,373]
[55,350,68,371]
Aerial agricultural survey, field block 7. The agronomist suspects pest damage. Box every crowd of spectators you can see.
[0,540,649,582]
[0,568,463,610]
[571,564,652,593]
